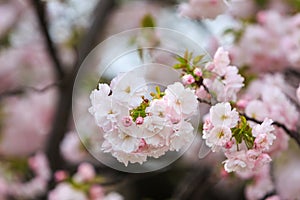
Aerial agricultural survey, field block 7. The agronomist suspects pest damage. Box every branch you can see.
[243,114,300,147]
[44,0,116,172]
[195,98,300,147]
[0,82,60,100]
[31,0,65,80]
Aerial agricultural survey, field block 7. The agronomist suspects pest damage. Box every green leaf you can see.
[176,56,187,64]
[193,55,204,65]
[173,63,184,69]
[141,14,156,28]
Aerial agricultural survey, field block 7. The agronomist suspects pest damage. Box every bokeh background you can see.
[0,0,300,199]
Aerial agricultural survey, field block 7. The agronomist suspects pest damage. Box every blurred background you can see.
[0,0,300,199]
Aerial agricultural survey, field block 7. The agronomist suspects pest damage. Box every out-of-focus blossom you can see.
[179,0,227,19]
[0,153,51,199]
[245,165,275,200]
[48,183,87,200]
[275,156,300,199]
[203,48,244,102]
[49,163,123,200]
[0,89,56,156]
[60,131,91,164]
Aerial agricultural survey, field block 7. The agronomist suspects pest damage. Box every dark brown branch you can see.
[196,97,300,147]
[0,82,60,100]
[45,0,116,172]
[243,114,300,147]
[31,0,65,80]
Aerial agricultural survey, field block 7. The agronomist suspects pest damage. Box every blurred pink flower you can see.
[0,89,56,156]
[179,0,227,19]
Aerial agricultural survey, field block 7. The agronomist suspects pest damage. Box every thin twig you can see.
[0,82,60,100]
[31,0,65,79]
[243,114,300,147]
[196,98,300,147]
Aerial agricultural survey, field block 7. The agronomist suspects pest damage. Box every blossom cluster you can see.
[202,103,275,176]
[173,47,278,177]
[89,74,198,166]
[49,163,123,200]
[0,153,51,199]
[230,10,300,72]
[175,47,244,103]
[237,73,299,155]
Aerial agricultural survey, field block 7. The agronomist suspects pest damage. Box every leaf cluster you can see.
[231,116,255,150]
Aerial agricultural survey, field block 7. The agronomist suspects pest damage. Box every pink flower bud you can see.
[225,141,234,149]
[182,74,195,85]
[236,99,248,110]
[122,116,133,127]
[193,68,202,77]
[54,170,68,182]
[136,117,144,125]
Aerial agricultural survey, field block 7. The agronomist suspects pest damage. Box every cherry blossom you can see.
[209,102,239,128]
[179,0,227,19]
[89,81,198,166]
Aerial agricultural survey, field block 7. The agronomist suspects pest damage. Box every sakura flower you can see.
[203,126,232,152]
[223,150,248,173]
[170,120,194,151]
[181,74,195,85]
[245,100,268,121]
[179,0,227,20]
[212,47,230,76]
[89,87,128,132]
[193,67,202,77]
[252,118,275,138]
[112,151,147,166]
[3,153,51,199]
[209,102,239,128]
[245,165,275,200]
[60,131,90,164]
[73,163,96,183]
[48,183,87,200]
[103,129,140,154]
[164,82,198,118]
[111,74,147,108]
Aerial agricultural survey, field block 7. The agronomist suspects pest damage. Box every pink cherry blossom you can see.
[245,165,275,200]
[122,116,133,127]
[136,117,144,125]
[203,126,232,152]
[74,162,96,183]
[179,0,227,20]
[48,183,87,200]
[181,74,195,85]
[164,82,198,118]
[209,102,239,128]
[193,67,202,77]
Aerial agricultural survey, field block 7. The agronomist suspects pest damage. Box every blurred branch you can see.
[0,82,60,100]
[172,167,212,200]
[31,0,65,80]
[45,0,116,172]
